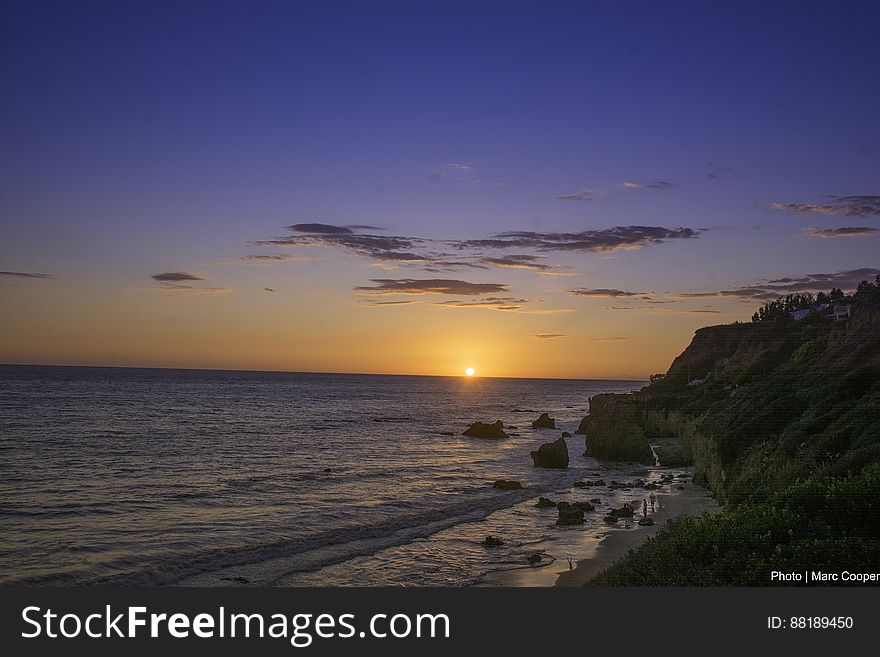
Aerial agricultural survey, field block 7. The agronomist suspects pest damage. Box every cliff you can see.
[583,292,880,585]
[578,294,880,504]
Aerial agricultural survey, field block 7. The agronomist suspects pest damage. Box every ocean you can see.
[0,365,664,586]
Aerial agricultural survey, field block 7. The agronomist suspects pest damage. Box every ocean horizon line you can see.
[0,362,647,383]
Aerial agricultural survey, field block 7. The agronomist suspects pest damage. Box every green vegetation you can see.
[585,285,880,585]
[591,466,880,586]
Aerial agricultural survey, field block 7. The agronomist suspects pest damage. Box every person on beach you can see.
[642,499,648,518]
[649,493,656,513]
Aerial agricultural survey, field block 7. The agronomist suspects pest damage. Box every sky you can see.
[1,0,879,379]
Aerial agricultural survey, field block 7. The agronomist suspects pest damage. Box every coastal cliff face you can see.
[579,296,880,504]
[576,394,653,464]
[585,294,880,586]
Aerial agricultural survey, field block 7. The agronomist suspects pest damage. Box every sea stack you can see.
[530,436,569,468]
[462,420,509,439]
[531,413,556,429]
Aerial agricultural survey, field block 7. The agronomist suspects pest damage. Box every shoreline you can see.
[555,481,720,587]
[481,478,719,587]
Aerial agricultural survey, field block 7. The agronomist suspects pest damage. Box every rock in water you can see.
[535,497,558,508]
[492,479,523,490]
[556,502,585,525]
[462,420,509,439]
[531,413,556,429]
[483,535,504,546]
[638,517,655,526]
[530,437,569,469]
[527,553,543,564]
[607,503,635,519]
[561,431,571,438]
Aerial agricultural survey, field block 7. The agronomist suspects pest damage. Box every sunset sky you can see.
[2,1,879,378]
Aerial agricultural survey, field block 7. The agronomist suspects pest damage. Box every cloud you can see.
[557,190,596,201]
[355,278,509,296]
[771,195,880,218]
[675,268,880,301]
[454,226,701,253]
[216,253,314,267]
[360,299,422,307]
[532,333,565,339]
[560,181,676,200]
[151,272,206,282]
[479,255,576,277]
[252,223,701,278]
[0,271,52,279]
[152,284,231,296]
[677,287,773,300]
[264,287,276,293]
[480,255,549,271]
[243,254,303,262]
[805,227,879,239]
[289,223,356,235]
[417,259,488,272]
[250,224,430,263]
[762,268,880,291]
[429,162,480,184]
[434,297,529,311]
[147,271,230,296]
[706,163,734,179]
[622,181,677,190]
[569,288,647,298]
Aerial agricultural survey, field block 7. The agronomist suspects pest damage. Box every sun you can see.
[465,367,476,377]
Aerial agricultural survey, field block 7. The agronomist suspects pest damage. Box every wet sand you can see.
[482,480,719,587]
[555,482,719,586]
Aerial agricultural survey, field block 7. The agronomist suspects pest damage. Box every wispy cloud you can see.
[151,272,206,282]
[557,190,597,201]
[560,180,676,200]
[151,284,232,296]
[675,268,880,301]
[434,296,528,311]
[250,224,435,264]
[360,299,423,307]
[0,270,52,279]
[147,271,230,296]
[429,162,480,184]
[480,255,549,271]
[264,287,277,293]
[804,226,879,238]
[355,278,509,296]
[622,180,677,190]
[243,254,304,263]
[676,287,773,300]
[252,223,702,278]
[570,288,648,298]
[532,333,565,339]
[772,195,880,218]
[454,226,702,253]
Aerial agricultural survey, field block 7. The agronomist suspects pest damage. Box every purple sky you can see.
[1,1,878,377]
